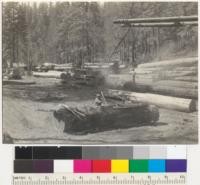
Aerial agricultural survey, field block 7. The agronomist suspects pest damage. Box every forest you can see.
[2,2,198,70]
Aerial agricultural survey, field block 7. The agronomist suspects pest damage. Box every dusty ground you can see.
[3,77,198,144]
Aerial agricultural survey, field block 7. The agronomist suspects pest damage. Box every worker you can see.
[94,93,103,107]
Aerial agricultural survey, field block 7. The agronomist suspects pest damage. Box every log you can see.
[137,57,198,68]
[158,71,197,77]
[106,74,134,89]
[85,66,111,69]
[135,67,197,75]
[54,103,159,134]
[135,66,197,71]
[135,79,154,86]
[152,85,198,99]
[33,71,64,78]
[135,70,158,75]
[84,62,114,66]
[107,89,196,112]
[135,74,158,79]
[174,76,198,82]
[135,71,197,80]
[121,22,198,27]
[170,66,197,71]
[54,66,72,71]
[113,15,198,24]
[3,79,36,85]
[155,80,198,89]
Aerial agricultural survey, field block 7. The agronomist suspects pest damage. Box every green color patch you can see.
[129,160,148,172]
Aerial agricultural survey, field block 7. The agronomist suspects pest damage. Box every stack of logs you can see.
[135,57,198,99]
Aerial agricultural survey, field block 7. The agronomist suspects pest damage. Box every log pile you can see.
[135,57,198,99]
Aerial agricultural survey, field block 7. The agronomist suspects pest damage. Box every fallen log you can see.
[155,80,198,89]
[114,15,198,24]
[137,57,197,68]
[3,79,36,85]
[135,74,158,79]
[135,71,197,82]
[135,79,154,86]
[135,66,197,71]
[107,89,196,112]
[121,22,198,27]
[170,66,197,71]
[158,71,197,78]
[33,71,64,78]
[174,76,198,82]
[84,62,114,66]
[53,103,159,134]
[152,85,198,99]
[106,74,134,89]
[135,69,197,75]
[54,66,72,71]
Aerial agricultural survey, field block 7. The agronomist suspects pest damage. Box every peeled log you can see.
[175,76,198,82]
[135,71,197,80]
[33,71,64,78]
[107,89,196,112]
[135,69,197,75]
[84,62,114,66]
[155,80,198,89]
[135,66,197,74]
[137,57,197,68]
[54,66,72,71]
[135,79,154,86]
[152,85,198,99]
[158,71,197,78]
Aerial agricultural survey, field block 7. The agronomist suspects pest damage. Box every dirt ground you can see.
[3,77,198,144]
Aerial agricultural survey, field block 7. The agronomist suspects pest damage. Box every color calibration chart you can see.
[13,146,187,185]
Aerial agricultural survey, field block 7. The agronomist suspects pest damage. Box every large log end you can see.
[189,99,198,112]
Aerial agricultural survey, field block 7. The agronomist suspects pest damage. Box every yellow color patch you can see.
[111,160,129,173]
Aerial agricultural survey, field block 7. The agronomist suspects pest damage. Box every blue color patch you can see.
[148,160,166,172]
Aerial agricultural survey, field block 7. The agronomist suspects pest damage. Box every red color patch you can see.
[92,160,111,173]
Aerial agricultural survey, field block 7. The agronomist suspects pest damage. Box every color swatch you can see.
[14,146,187,173]
[92,160,111,173]
[148,160,166,172]
[14,159,187,173]
[15,146,186,160]
[54,160,73,173]
[129,160,148,172]
[74,160,92,173]
[111,160,129,173]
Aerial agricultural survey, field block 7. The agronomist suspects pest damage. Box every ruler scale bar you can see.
[13,173,186,185]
